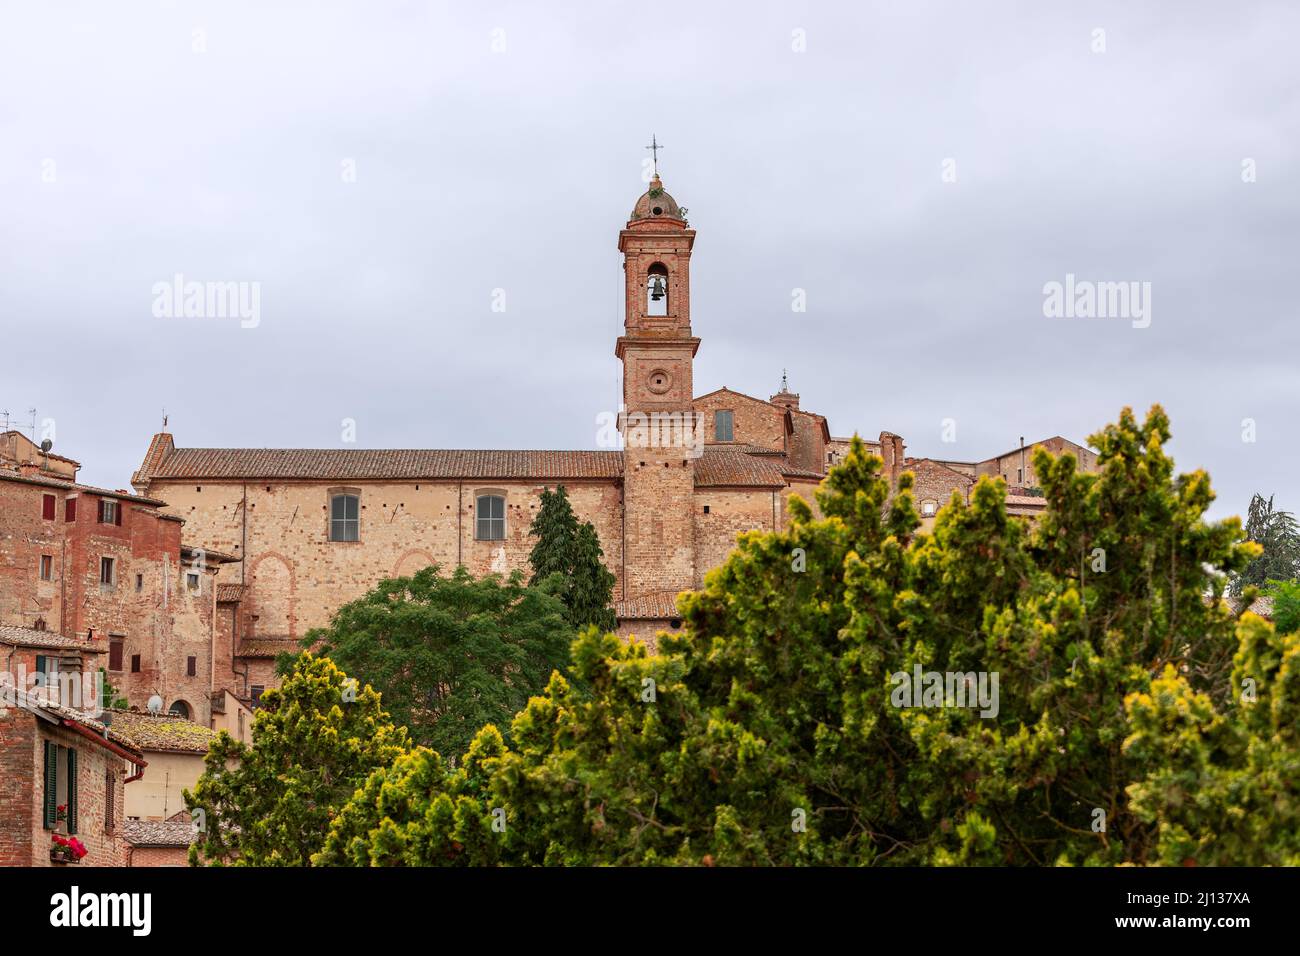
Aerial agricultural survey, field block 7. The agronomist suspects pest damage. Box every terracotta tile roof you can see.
[0,626,94,651]
[1222,595,1275,618]
[238,639,300,659]
[6,687,145,758]
[148,448,623,481]
[0,470,165,505]
[781,465,825,480]
[615,591,686,620]
[122,820,195,848]
[107,709,219,754]
[695,449,787,488]
[215,584,246,603]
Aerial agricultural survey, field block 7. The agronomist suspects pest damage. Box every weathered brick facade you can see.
[0,696,138,868]
[2,171,1103,720]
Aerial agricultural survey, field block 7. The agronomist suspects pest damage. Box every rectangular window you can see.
[130,654,141,673]
[186,656,197,677]
[1017,468,1023,484]
[98,499,120,525]
[39,555,53,581]
[135,573,143,592]
[65,497,77,522]
[42,494,56,520]
[251,685,265,708]
[329,493,360,542]
[34,655,59,688]
[186,572,200,592]
[475,495,505,541]
[100,557,115,586]
[714,410,734,442]
[109,637,124,672]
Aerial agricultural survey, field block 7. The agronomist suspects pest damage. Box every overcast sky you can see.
[2,0,1296,520]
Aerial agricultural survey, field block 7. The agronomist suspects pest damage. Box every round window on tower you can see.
[652,206,663,216]
[647,369,672,395]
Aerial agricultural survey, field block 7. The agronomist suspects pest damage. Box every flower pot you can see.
[50,847,79,864]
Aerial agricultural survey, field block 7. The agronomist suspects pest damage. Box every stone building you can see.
[3,168,1099,717]
[121,170,1098,673]
[0,684,144,867]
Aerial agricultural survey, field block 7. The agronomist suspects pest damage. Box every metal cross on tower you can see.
[645,135,663,175]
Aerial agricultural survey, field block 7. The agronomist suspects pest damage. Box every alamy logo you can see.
[49,886,151,936]
[151,273,261,328]
[889,665,1000,718]
[1042,273,1151,329]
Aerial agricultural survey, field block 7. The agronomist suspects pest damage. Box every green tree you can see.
[527,484,617,631]
[185,652,407,866]
[1266,579,1300,635]
[98,669,127,710]
[1231,493,1300,594]
[527,485,579,584]
[1124,612,1299,865]
[305,565,573,758]
[323,406,1268,867]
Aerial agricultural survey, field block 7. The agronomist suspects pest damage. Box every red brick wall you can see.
[693,489,778,588]
[0,710,128,867]
[1,478,221,723]
[127,844,188,867]
[693,392,787,451]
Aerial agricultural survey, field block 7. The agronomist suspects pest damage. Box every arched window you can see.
[476,494,505,541]
[330,492,359,541]
[169,700,191,719]
[646,263,668,317]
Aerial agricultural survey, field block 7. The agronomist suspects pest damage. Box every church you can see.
[120,166,1096,698]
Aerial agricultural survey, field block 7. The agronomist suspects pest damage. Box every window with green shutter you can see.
[42,741,58,829]
[66,748,78,835]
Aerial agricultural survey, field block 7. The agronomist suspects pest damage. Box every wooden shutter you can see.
[114,501,122,526]
[109,639,124,672]
[42,495,56,519]
[104,770,115,832]
[97,499,105,523]
[65,498,76,522]
[42,741,58,829]
[66,748,78,835]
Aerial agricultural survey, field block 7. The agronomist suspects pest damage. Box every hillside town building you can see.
[2,169,1102,815]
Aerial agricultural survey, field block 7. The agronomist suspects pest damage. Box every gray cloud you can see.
[1,0,1296,521]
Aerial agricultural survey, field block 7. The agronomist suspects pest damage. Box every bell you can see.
[649,276,666,301]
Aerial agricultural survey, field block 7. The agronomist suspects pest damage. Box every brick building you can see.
[0,685,144,867]
[3,169,1099,716]
[119,170,1098,672]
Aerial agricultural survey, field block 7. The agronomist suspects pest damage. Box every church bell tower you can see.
[616,154,699,601]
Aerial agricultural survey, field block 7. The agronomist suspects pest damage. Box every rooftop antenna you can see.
[645,134,663,177]
[27,407,37,441]
[162,407,168,430]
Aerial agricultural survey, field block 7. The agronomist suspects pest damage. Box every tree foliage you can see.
[528,485,617,632]
[321,406,1291,866]
[304,565,574,757]
[186,652,407,866]
[1231,493,1300,594]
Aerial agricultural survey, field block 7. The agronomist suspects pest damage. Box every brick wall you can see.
[0,711,128,867]
[126,844,188,867]
[0,478,218,723]
[148,479,626,641]
[692,489,778,588]
[693,391,787,450]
